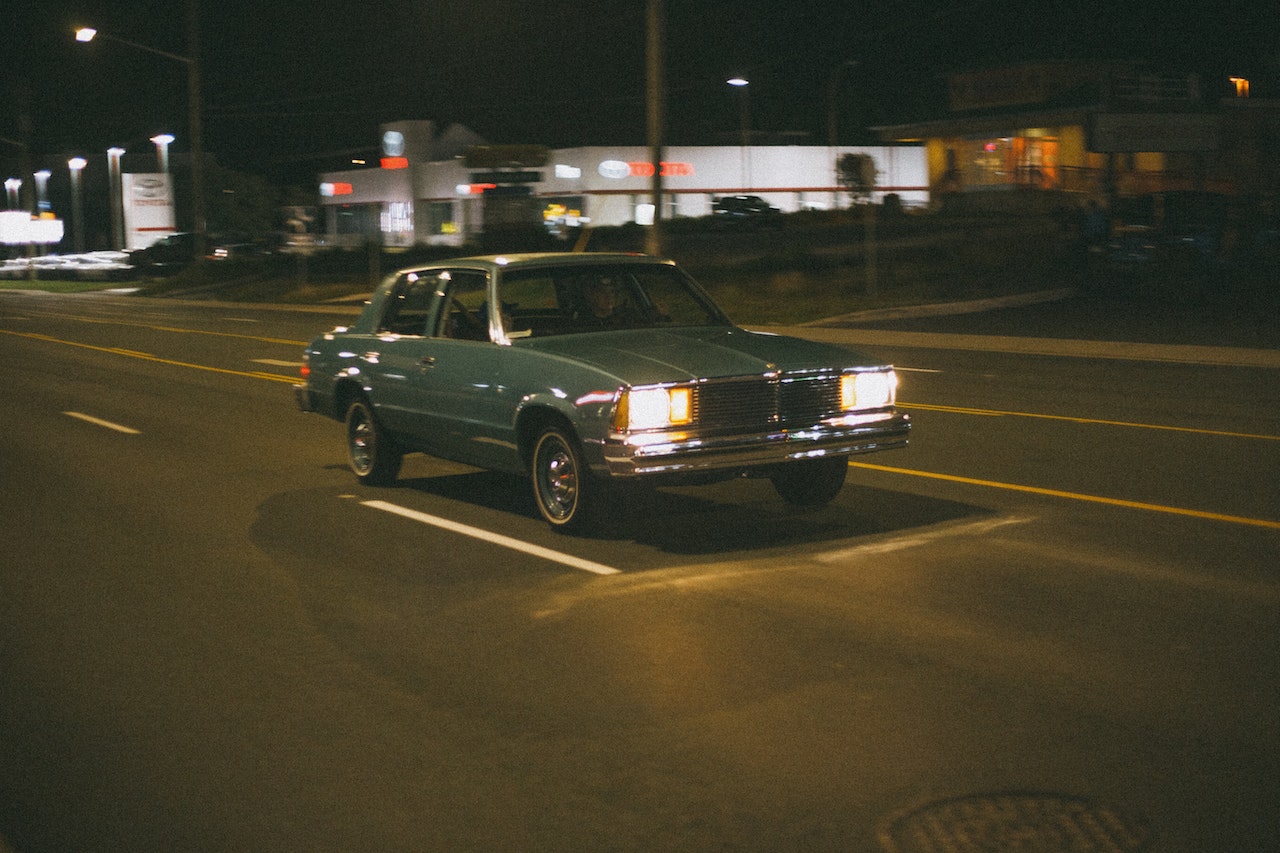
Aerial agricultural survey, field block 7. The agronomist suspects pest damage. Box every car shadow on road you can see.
[394,468,991,558]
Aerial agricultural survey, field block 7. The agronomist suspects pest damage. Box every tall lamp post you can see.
[827,59,858,209]
[75,0,205,262]
[68,157,87,252]
[151,133,175,173]
[107,148,125,249]
[33,170,51,212]
[727,76,750,189]
[645,0,664,256]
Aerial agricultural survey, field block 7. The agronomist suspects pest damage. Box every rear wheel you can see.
[771,456,848,507]
[531,426,592,530]
[345,398,403,486]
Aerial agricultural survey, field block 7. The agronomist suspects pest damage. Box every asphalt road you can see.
[1,289,1277,852]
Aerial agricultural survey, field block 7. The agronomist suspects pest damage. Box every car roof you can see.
[393,252,672,276]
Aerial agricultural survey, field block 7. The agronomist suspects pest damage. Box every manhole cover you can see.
[879,792,1150,852]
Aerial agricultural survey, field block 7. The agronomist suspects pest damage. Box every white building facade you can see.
[318,122,929,248]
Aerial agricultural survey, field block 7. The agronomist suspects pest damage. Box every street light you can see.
[727,77,750,189]
[68,157,87,252]
[33,169,51,212]
[107,148,125,249]
[151,134,175,173]
[75,1,206,262]
[4,178,19,209]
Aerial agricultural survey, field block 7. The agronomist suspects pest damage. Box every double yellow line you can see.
[903,401,1280,442]
[7,326,1277,529]
[0,328,298,384]
[851,461,1280,530]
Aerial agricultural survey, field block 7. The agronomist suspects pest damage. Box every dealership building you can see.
[316,120,928,248]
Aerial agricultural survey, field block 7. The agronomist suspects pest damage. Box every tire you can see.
[345,398,403,486]
[531,426,592,530]
[771,456,848,507]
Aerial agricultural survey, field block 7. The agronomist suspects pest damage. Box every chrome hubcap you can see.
[349,413,373,473]
[539,440,577,520]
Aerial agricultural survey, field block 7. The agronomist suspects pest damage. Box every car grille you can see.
[692,372,843,431]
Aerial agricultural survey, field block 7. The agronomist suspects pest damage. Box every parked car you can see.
[1105,192,1228,274]
[295,253,910,529]
[126,232,197,271]
[126,232,265,270]
[712,194,783,227]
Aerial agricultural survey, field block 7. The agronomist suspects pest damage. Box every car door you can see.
[360,271,447,439]
[385,268,523,471]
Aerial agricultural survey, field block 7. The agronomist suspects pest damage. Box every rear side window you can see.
[435,270,490,340]
[377,273,442,336]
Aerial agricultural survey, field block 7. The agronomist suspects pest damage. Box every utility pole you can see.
[645,0,664,256]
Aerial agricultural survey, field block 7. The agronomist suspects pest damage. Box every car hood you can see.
[517,326,883,386]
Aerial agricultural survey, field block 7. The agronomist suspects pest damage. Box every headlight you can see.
[841,370,897,411]
[614,385,694,431]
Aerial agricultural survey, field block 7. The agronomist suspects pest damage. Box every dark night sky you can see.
[4,0,1277,186]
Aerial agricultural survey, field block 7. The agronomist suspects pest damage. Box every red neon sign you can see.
[626,161,695,177]
[380,157,409,170]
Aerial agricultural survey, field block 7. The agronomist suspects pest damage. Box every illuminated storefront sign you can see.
[598,160,695,179]
[382,130,405,157]
[320,182,354,197]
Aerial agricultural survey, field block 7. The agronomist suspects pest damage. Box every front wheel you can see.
[345,398,403,486]
[770,456,848,508]
[531,426,593,530]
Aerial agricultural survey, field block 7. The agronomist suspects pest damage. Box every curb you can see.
[806,288,1076,325]
[758,325,1280,369]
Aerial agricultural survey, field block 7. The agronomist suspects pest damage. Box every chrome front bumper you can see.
[600,411,911,477]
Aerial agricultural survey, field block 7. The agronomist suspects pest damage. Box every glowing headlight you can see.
[617,386,693,431]
[841,370,897,411]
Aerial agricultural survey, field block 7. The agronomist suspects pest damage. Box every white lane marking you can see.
[253,359,303,367]
[360,499,622,576]
[816,515,1034,561]
[63,411,141,435]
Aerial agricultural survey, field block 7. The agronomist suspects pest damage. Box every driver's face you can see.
[585,282,617,315]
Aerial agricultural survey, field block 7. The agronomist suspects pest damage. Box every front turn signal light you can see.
[614,385,694,431]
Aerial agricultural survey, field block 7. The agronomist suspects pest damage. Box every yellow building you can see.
[874,61,1265,206]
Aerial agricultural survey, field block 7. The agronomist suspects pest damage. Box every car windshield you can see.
[496,263,731,339]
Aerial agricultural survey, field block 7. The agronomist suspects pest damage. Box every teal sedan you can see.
[295,253,910,529]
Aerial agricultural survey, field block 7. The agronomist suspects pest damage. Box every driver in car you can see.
[575,277,635,329]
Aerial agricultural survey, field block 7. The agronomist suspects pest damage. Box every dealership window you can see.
[959,132,1059,190]
[332,204,381,239]
[541,196,588,236]
[426,201,457,236]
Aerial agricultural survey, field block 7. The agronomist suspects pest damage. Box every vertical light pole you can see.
[151,133,175,173]
[68,157,87,252]
[727,77,750,189]
[33,169,51,212]
[107,147,125,249]
[75,0,206,262]
[827,59,858,210]
[645,0,664,256]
